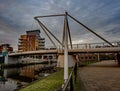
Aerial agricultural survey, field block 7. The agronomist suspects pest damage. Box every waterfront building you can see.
[18,30,45,52]
[78,53,98,62]
[26,30,45,50]
[0,44,13,63]
[18,35,36,51]
[0,44,13,53]
[0,45,2,54]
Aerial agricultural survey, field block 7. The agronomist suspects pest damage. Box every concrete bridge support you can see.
[5,55,18,64]
[57,54,76,68]
[117,53,120,66]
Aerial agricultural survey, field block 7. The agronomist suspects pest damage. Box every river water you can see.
[0,63,56,91]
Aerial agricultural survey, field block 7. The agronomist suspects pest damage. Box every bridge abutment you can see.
[117,53,120,66]
[57,54,76,67]
[5,55,18,64]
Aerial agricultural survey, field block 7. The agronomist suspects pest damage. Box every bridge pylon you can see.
[34,11,115,81]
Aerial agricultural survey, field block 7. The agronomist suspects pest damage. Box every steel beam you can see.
[62,17,66,48]
[34,14,65,18]
[34,17,63,47]
[67,13,114,47]
[35,18,57,48]
[65,12,73,49]
[64,14,68,82]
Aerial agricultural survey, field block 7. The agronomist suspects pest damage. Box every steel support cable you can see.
[31,20,39,30]
[30,20,35,30]
[35,18,57,48]
[67,13,114,47]
[40,24,57,49]
[34,14,65,18]
[62,17,66,48]
[65,12,73,49]
[34,17,63,47]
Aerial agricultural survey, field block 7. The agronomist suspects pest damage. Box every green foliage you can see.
[21,70,64,91]
[79,60,96,67]
[75,76,79,91]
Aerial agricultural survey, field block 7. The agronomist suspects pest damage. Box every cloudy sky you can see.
[0,0,120,50]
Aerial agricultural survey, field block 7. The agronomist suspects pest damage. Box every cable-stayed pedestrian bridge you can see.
[4,12,120,67]
[2,12,120,90]
[9,47,120,57]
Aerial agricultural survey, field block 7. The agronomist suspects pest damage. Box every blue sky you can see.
[0,0,120,50]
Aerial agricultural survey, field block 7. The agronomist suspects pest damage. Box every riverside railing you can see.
[62,63,77,91]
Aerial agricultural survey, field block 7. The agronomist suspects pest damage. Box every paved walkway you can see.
[78,60,120,91]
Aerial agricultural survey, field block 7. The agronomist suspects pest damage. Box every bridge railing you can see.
[71,41,120,49]
[11,41,120,53]
[45,41,120,50]
[62,63,77,91]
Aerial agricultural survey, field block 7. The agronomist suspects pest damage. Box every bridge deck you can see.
[78,60,120,91]
[9,47,120,56]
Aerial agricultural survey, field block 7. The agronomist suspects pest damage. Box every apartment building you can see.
[18,30,45,52]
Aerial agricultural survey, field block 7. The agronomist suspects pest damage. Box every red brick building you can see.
[0,44,13,53]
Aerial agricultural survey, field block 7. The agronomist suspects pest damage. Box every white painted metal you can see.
[64,14,68,82]
[97,53,100,61]
[8,47,120,56]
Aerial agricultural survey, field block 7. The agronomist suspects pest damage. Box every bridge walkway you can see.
[78,60,120,91]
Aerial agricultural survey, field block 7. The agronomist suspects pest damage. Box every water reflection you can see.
[0,76,17,91]
[0,63,56,91]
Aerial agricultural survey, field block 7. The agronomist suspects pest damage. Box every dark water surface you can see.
[0,64,55,91]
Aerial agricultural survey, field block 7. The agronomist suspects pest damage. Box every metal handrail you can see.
[62,63,77,91]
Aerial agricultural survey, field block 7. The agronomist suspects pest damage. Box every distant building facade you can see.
[77,53,98,62]
[0,44,13,53]
[18,30,45,52]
